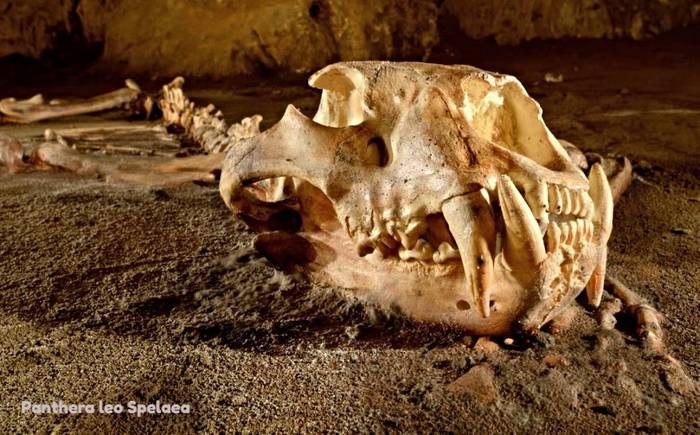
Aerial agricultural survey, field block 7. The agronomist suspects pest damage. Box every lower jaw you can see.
[241,181,597,336]
[253,222,539,336]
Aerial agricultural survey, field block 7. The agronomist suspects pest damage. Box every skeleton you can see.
[0,78,260,185]
[0,63,666,347]
[218,61,662,340]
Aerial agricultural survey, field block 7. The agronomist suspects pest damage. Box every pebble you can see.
[447,365,498,404]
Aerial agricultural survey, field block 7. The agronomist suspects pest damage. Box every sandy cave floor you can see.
[0,26,699,432]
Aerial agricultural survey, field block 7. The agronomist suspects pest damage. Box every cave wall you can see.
[444,0,700,44]
[1,0,698,77]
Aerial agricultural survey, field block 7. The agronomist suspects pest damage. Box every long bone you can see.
[0,80,149,124]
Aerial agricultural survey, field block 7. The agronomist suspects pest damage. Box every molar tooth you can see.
[498,175,546,268]
[525,181,550,227]
[442,190,496,318]
[398,238,434,261]
[548,185,563,214]
[396,229,417,250]
[546,222,561,252]
[433,242,460,263]
[405,218,428,238]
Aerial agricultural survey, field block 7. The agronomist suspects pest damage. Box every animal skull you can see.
[219,62,613,336]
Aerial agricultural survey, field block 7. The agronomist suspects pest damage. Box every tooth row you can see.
[545,218,593,251]
[355,213,464,264]
[544,185,592,218]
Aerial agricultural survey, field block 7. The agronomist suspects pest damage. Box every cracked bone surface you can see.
[220,61,611,335]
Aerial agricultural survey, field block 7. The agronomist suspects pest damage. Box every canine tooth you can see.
[548,185,563,214]
[433,242,460,263]
[562,188,573,215]
[498,175,546,267]
[398,238,434,261]
[526,181,549,226]
[546,222,561,252]
[442,190,496,317]
[586,246,607,307]
[589,163,614,244]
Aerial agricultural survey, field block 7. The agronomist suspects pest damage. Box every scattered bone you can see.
[605,275,664,354]
[0,80,149,123]
[596,297,623,330]
[0,134,28,173]
[32,140,223,186]
[560,139,588,170]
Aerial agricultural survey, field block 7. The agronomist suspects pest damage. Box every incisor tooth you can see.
[442,190,496,318]
[433,242,460,263]
[560,222,571,245]
[498,175,546,267]
[573,219,585,245]
[562,188,573,215]
[549,185,563,214]
[585,220,594,241]
[526,182,549,225]
[398,238,434,261]
[546,222,561,252]
[571,190,582,216]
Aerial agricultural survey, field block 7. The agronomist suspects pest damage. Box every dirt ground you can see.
[0,25,699,433]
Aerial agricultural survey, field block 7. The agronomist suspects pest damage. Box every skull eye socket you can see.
[366,136,389,167]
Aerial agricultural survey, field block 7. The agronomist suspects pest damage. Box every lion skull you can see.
[220,62,613,335]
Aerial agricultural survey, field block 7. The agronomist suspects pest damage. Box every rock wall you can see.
[0,0,75,59]
[89,0,438,78]
[443,0,700,44]
[0,0,698,77]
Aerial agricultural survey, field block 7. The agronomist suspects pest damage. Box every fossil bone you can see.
[220,61,613,335]
[0,81,151,124]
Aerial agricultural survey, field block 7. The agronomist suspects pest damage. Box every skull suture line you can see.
[220,62,613,336]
